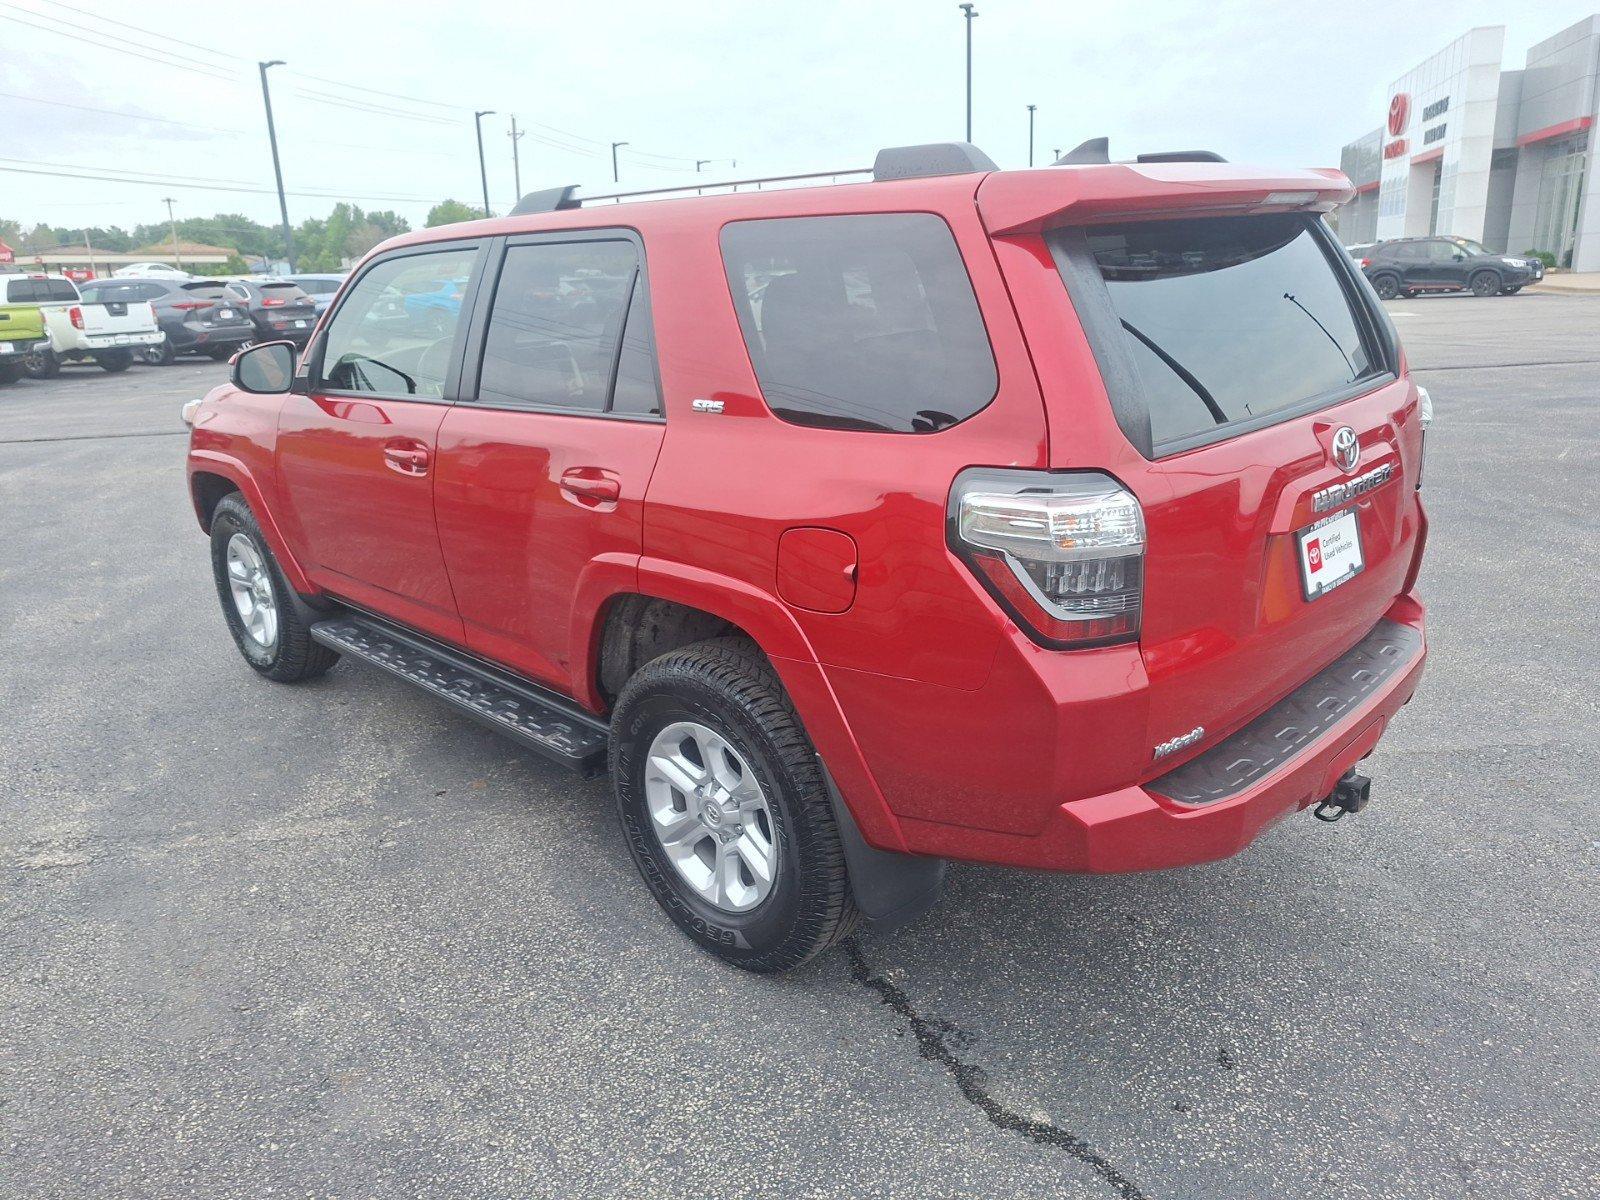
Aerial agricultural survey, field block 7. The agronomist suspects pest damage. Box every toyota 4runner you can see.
[184,141,1429,972]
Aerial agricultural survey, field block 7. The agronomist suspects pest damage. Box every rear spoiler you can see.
[977,164,1353,236]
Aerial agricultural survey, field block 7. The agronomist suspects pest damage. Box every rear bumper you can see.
[82,332,163,349]
[896,593,1426,873]
[0,338,49,356]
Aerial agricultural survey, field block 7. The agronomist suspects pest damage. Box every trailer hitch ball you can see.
[1314,769,1372,823]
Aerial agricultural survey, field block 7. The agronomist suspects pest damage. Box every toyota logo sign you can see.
[1331,426,1361,474]
[1388,93,1410,137]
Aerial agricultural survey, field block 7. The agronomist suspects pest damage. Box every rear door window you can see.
[1069,214,1382,452]
[720,214,998,433]
[6,280,39,303]
[473,239,649,414]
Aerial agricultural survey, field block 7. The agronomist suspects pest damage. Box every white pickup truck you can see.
[0,273,162,375]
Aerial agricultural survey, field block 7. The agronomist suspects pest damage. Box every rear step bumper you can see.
[896,594,1426,873]
[310,614,610,777]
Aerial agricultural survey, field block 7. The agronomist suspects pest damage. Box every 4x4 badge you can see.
[1332,426,1361,473]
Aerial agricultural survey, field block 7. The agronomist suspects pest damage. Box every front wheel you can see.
[96,349,134,373]
[1371,273,1401,300]
[610,639,859,972]
[209,494,339,683]
[1503,286,1523,295]
[1470,271,1502,297]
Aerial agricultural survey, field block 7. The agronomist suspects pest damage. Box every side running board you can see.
[309,614,610,777]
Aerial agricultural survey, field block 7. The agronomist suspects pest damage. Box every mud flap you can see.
[823,767,946,931]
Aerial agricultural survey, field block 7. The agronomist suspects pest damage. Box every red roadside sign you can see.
[0,238,14,265]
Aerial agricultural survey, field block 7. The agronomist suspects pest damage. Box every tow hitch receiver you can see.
[1314,769,1372,823]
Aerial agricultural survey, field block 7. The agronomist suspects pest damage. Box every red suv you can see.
[185,141,1429,972]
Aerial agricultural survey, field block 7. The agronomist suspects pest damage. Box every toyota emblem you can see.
[1331,426,1361,473]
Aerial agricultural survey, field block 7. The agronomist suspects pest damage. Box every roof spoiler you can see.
[873,142,998,181]
[979,165,1354,235]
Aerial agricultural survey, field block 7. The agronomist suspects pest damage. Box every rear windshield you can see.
[81,281,157,302]
[1074,214,1381,452]
[259,282,309,299]
[180,281,229,296]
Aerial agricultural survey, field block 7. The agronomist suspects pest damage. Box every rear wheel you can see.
[96,349,134,373]
[207,345,239,362]
[610,638,859,972]
[209,493,339,683]
[139,337,176,366]
[20,348,59,379]
[1470,270,1502,297]
[1371,273,1401,300]
[0,361,22,385]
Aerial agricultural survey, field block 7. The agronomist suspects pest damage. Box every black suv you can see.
[1358,237,1541,299]
[223,279,319,346]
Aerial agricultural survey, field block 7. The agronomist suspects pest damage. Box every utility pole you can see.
[959,4,977,142]
[258,60,294,272]
[82,228,96,280]
[474,110,496,217]
[508,115,524,198]
[161,197,183,270]
[611,141,629,184]
[1053,147,1061,162]
[1027,104,1036,167]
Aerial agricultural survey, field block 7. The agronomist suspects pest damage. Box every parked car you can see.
[286,273,348,316]
[113,261,191,279]
[79,277,256,365]
[1358,236,1539,298]
[0,283,53,384]
[184,142,1429,972]
[400,276,470,334]
[1,272,161,375]
[222,279,319,345]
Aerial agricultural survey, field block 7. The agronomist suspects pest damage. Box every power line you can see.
[0,10,237,81]
[292,89,461,126]
[25,0,249,61]
[0,90,246,135]
[0,161,459,205]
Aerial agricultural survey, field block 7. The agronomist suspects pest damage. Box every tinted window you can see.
[6,280,40,303]
[179,282,229,298]
[318,247,478,398]
[41,280,79,302]
[476,240,641,412]
[1080,214,1379,450]
[610,273,661,416]
[1427,241,1461,263]
[720,214,998,433]
[81,281,157,303]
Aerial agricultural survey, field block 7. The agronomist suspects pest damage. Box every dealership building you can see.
[1330,16,1599,270]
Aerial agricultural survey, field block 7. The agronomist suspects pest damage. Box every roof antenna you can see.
[1054,137,1110,166]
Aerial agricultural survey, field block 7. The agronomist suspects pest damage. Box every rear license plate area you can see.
[1297,508,1364,600]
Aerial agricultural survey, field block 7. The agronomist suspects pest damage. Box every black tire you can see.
[1371,273,1401,300]
[207,346,239,362]
[1503,286,1522,295]
[0,361,22,385]
[21,348,60,379]
[1400,289,1418,299]
[97,349,134,373]
[1470,270,1502,297]
[610,638,859,972]
[140,337,176,366]
[209,493,339,683]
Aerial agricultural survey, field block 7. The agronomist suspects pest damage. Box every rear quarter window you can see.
[719,213,998,433]
[1067,214,1382,453]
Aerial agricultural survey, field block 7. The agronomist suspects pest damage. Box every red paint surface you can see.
[1516,115,1594,148]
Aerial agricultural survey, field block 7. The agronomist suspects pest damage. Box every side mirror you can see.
[231,341,297,394]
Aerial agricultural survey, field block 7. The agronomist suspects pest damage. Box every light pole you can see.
[1027,104,1036,167]
[611,141,629,184]
[959,4,977,142]
[508,115,524,198]
[258,60,294,271]
[161,197,184,271]
[474,110,496,217]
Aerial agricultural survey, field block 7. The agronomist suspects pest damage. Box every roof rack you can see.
[1053,137,1227,166]
[503,141,1004,213]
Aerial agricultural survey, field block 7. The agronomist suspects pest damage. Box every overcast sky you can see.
[1,0,1595,237]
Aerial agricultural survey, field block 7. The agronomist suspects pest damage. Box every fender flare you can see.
[187,450,316,596]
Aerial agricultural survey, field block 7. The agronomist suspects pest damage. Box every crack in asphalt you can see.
[0,429,189,445]
[846,939,1148,1200]
[1410,357,1600,371]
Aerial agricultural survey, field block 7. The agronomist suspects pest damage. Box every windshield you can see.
[1072,214,1381,452]
[1447,238,1490,255]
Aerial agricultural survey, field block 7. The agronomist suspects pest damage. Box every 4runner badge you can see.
[1153,726,1205,760]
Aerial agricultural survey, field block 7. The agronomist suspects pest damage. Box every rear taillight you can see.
[262,297,286,307]
[69,306,84,330]
[1359,257,1371,268]
[949,469,1146,649]
[172,301,210,311]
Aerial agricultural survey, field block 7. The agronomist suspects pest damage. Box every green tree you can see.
[426,199,483,227]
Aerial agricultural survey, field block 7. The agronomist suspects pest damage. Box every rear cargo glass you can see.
[1073,214,1381,452]
[720,214,997,434]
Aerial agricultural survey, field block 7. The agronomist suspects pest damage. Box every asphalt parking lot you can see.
[3,294,1597,1200]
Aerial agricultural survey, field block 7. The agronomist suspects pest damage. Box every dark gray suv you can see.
[1357,237,1541,299]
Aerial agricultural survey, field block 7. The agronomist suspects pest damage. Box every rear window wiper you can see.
[1119,319,1227,425]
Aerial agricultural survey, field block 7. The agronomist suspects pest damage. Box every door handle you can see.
[382,442,430,476]
[559,468,621,505]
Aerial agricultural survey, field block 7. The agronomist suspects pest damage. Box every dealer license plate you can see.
[219,308,236,319]
[0,343,12,354]
[1297,508,1364,600]
[294,320,308,328]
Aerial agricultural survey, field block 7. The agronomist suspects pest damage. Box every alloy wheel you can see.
[225,532,279,649]
[644,720,778,913]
